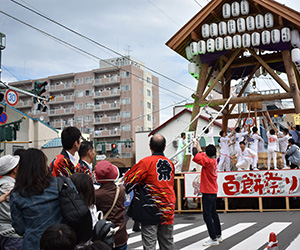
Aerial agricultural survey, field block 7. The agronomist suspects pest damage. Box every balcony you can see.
[93,103,120,112]
[49,95,74,104]
[93,89,120,99]
[94,116,120,125]
[93,76,120,87]
[49,82,75,93]
[48,107,75,117]
[93,129,121,138]
[16,100,32,109]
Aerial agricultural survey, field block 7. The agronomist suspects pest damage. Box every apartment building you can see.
[10,56,160,161]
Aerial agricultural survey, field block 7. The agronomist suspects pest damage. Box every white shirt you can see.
[203,126,215,146]
[66,150,76,164]
[235,130,248,148]
[250,133,262,152]
[237,148,257,163]
[220,136,230,154]
[82,160,93,173]
[267,131,278,150]
[278,132,289,152]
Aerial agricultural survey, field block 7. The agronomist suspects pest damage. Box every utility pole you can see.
[0,32,6,80]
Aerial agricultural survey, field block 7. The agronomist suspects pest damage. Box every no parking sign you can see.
[5,90,18,106]
[244,117,255,127]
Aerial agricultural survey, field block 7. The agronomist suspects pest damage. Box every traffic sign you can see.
[5,90,19,106]
[96,154,106,161]
[244,117,255,127]
[0,112,8,124]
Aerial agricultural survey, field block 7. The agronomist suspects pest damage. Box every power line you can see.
[10,0,195,92]
[0,10,190,100]
[194,0,203,8]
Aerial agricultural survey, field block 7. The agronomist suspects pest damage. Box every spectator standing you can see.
[75,141,96,182]
[285,139,300,169]
[0,155,23,249]
[10,149,64,250]
[95,161,128,250]
[50,126,81,177]
[124,134,175,250]
[192,141,221,246]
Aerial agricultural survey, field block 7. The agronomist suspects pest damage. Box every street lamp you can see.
[0,32,6,79]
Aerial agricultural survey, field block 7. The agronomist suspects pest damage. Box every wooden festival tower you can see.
[166,0,300,171]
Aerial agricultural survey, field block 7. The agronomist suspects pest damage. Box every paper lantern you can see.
[224,36,233,50]
[197,40,206,54]
[292,48,300,67]
[194,66,200,79]
[241,0,250,15]
[228,20,236,35]
[210,23,218,37]
[231,2,240,17]
[282,27,291,42]
[202,24,210,39]
[190,42,198,55]
[255,14,264,30]
[246,16,255,31]
[291,30,300,48]
[271,29,281,43]
[242,33,251,48]
[207,39,215,53]
[188,63,197,76]
[233,35,242,48]
[219,22,227,36]
[262,30,271,45]
[192,55,201,66]
[237,18,246,33]
[215,37,224,51]
[252,32,260,47]
[265,13,274,28]
[223,3,231,19]
[186,46,193,60]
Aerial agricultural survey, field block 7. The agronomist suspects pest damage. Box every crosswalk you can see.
[127,221,299,250]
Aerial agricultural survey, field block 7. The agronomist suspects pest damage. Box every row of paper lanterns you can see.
[202,13,274,39]
[223,1,250,19]
[186,28,300,58]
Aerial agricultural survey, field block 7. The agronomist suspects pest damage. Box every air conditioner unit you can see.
[222,3,231,19]
[241,0,250,15]
[202,24,210,39]
[228,20,236,35]
[242,33,251,48]
[219,21,227,36]
[252,32,261,47]
[224,36,233,50]
[207,39,215,53]
[231,2,240,17]
[186,46,193,60]
[210,23,218,37]
[265,13,274,28]
[233,35,242,48]
[282,27,291,42]
[291,30,300,48]
[198,40,206,54]
[262,30,271,45]
[255,14,264,30]
[215,37,224,51]
[190,42,198,55]
[246,16,255,31]
[271,29,281,43]
[237,18,246,33]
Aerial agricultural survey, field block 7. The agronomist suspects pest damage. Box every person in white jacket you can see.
[234,141,257,170]
[267,129,278,170]
[203,119,215,146]
[234,127,248,155]
[217,130,233,171]
[249,127,263,170]
[277,128,290,169]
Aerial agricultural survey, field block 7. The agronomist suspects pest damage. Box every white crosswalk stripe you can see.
[286,234,300,250]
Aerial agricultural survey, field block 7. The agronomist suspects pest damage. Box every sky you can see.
[0,0,299,124]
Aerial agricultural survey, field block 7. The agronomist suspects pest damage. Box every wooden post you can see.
[282,50,300,113]
[222,68,231,132]
[181,63,209,172]
[176,177,182,213]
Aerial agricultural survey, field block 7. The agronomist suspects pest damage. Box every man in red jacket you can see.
[192,141,222,246]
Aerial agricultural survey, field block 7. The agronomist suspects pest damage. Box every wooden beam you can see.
[248,48,290,92]
[191,31,200,42]
[211,10,221,20]
[188,92,293,107]
[201,48,242,100]
[217,108,296,120]
[231,53,283,68]
[282,50,300,113]
[228,63,260,114]
[254,2,262,13]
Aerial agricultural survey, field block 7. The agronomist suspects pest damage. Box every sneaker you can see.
[216,236,223,242]
[202,238,219,246]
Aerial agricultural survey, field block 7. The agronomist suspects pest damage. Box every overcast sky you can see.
[0,0,299,124]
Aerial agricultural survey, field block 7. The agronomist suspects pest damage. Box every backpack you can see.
[57,176,93,244]
[92,219,118,247]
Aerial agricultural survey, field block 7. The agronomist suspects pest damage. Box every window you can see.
[121,71,130,78]
[121,97,130,105]
[152,93,155,99]
[75,103,83,110]
[147,77,151,83]
[140,114,143,120]
[75,78,83,85]
[139,88,143,94]
[86,102,93,109]
[147,115,151,121]
[121,85,130,92]
[85,115,94,121]
[139,100,143,107]
[139,75,143,82]
[85,77,94,84]
[153,117,156,123]
[147,89,151,96]
[75,116,83,122]
[121,111,131,118]
[147,102,151,109]
[85,89,93,96]
[152,104,155,111]
[75,91,83,97]
[152,80,155,85]
[122,152,131,158]
[121,124,131,131]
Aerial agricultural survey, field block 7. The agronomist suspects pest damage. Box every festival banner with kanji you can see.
[184,170,300,198]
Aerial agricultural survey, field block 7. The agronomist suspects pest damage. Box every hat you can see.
[95,161,119,183]
[0,155,20,176]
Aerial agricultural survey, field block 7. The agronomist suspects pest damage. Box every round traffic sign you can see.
[0,112,8,124]
[5,90,19,106]
[244,117,255,127]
